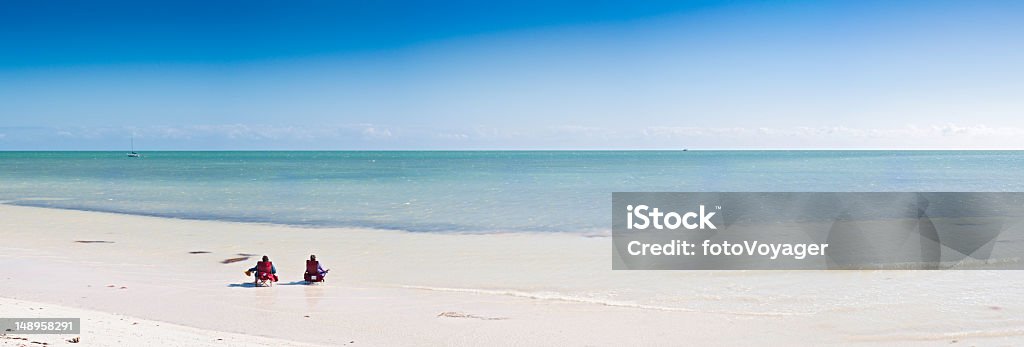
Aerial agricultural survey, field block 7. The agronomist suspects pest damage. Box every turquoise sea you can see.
[2,151,1024,233]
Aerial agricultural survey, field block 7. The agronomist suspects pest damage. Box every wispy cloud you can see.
[26,124,389,141]
[360,126,393,140]
[2,123,1024,149]
[644,124,1024,139]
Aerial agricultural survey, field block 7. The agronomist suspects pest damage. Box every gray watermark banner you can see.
[0,318,80,334]
[612,192,1024,270]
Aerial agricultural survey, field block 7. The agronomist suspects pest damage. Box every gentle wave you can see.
[849,328,1024,342]
[829,257,1021,270]
[3,200,611,235]
[399,285,814,317]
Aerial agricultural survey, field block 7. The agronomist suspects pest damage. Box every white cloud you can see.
[635,124,1024,149]
[3,123,1024,149]
[436,132,469,140]
[360,126,393,139]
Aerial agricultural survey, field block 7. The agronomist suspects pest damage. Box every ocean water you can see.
[2,150,1024,233]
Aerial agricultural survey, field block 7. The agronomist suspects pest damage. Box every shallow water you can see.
[3,150,1024,232]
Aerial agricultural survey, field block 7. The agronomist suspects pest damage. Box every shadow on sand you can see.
[278,281,315,286]
[227,281,314,288]
[227,282,260,288]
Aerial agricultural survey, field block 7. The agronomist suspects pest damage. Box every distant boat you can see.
[127,136,141,158]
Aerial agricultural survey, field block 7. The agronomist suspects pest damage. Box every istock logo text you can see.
[626,204,719,230]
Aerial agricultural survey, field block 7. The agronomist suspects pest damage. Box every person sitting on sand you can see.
[245,255,278,282]
[304,254,329,282]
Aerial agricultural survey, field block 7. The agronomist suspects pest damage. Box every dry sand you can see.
[0,297,318,346]
[1,204,1023,346]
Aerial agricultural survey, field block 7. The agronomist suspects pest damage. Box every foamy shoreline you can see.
[1,204,1022,346]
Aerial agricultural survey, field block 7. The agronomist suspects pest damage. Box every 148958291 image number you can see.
[15,320,74,332]
[0,318,81,334]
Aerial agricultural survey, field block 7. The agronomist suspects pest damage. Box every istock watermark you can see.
[612,192,1024,270]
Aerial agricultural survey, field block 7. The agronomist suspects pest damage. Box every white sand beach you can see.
[2,204,1023,346]
[0,297,317,347]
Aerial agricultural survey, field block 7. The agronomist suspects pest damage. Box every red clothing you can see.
[256,261,278,282]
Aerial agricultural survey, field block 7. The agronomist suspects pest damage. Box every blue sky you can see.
[2,0,1023,149]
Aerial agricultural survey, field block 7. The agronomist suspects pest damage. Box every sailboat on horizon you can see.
[127,136,141,158]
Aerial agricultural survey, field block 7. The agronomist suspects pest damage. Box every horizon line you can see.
[4,148,1024,152]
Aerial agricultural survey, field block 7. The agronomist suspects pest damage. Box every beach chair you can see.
[304,260,325,284]
[255,261,277,287]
